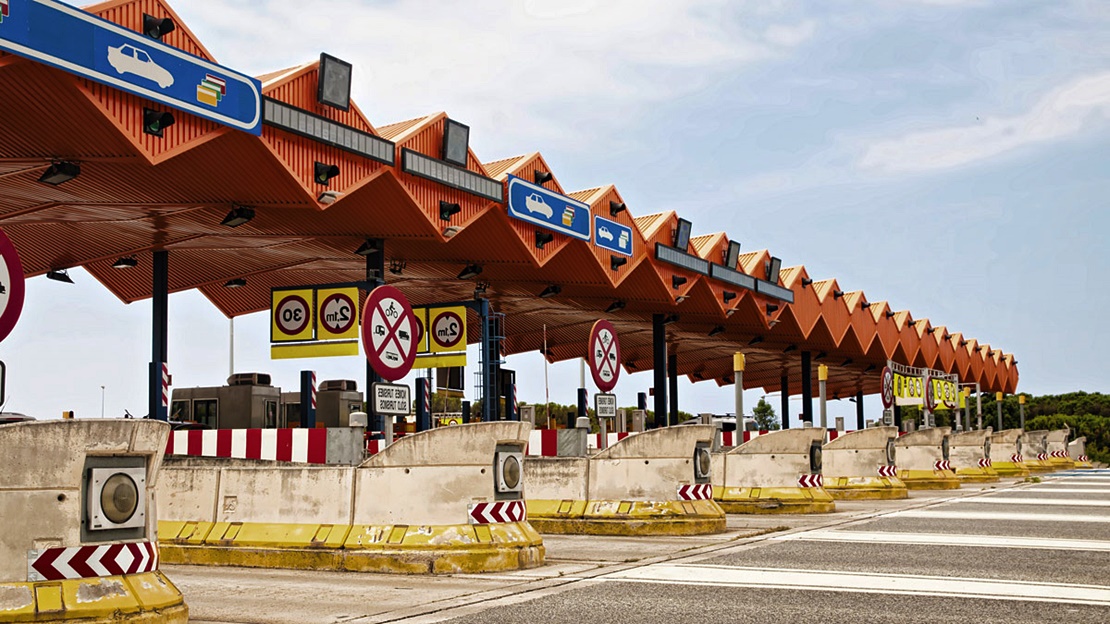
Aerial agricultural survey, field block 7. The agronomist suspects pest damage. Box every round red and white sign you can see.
[880,366,894,409]
[588,319,621,392]
[274,294,311,337]
[924,375,936,411]
[361,285,417,382]
[0,228,25,343]
[319,292,356,335]
[431,309,464,350]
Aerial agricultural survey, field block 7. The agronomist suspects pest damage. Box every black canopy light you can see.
[221,205,255,228]
[38,161,80,186]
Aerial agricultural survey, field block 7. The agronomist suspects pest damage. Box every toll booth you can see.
[170,373,282,429]
[281,379,364,428]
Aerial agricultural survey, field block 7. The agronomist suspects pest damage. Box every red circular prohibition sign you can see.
[0,228,26,344]
[588,319,621,392]
[361,285,418,382]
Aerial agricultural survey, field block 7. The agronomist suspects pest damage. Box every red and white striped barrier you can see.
[588,432,632,450]
[161,363,170,410]
[977,458,993,468]
[826,429,842,443]
[933,460,952,471]
[526,429,560,457]
[28,541,158,581]
[1011,453,1023,463]
[468,500,526,524]
[165,428,328,464]
[798,474,823,488]
[877,465,898,477]
[678,484,713,500]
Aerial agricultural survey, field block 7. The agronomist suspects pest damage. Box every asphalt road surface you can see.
[170,468,1110,624]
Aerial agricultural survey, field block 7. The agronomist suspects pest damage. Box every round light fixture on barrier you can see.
[100,473,139,524]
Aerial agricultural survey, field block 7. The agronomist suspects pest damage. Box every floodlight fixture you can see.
[221,205,255,228]
[841,358,853,367]
[354,239,380,256]
[388,259,406,275]
[609,200,626,216]
[722,290,737,303]
[111,256,138,269]
[535,230,554,249]
[442,118,470,167]
[223,277,246,288]
[539,284,561,299]
[725,309,736,317]
[765,303,779,315]
[46,269,73,284]
[725,240,741,268]
[927,327,937,334]
[959,340,969,346]
[314,162,340,186]
[833,289,844,299]
[764,257,782,284]
[748,335,764,346]
[662,314,679,325]
[908,319,919,326]
[672,275,687,289]
[675,295,688,303]
[317,190,342,204]
[142,108,175,137]
[317,53,353,111]
[861,301,872,309]
[473,281,489,299]
[457,264,482,280]
[142,14,175,40]
[673,218,692,250]
[610,255,627,271]
[38,161,80,186]
[885,310,896,318]
[606,300,626,313]
[534,170,553,185]
[708,325,725,337]
[439,201,462,222]
[943,333,951,340]
[801,278,813,287]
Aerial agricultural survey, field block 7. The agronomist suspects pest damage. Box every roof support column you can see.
[366,242,384,432]
[894,404,903,432]
[668,351,678,426]
[148,250,168,422]
[856,390,864,430]
[780,373,789,430]
[652,314,667,429]
[733,353,745,423]
[801,351,813,426]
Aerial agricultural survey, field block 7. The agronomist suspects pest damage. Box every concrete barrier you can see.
[895,427,961,489]
[159,422,543,574]
[1022,430,1054,473]
[165,427,364,465]
[1069,436,1094,469]
[524,425,725,535]
[1046,429,1076,470]
[949,428,1000,483]
[989,429,1030,477]
[713,428,835,513]
[0,419,187,623]
[822,426,907,500]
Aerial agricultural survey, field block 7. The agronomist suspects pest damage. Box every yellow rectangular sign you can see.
[412,307,430,354]
[931,378,959,411]
[271,340,359,359]
[316,287,360,341]
[271,289,315,342]
[415,352,467,369]
[428,306,467,353]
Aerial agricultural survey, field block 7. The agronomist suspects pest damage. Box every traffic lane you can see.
[434,581,1110,624]
[978,489,1110,501]
[836,516,1110,541]
[694,540,1109,586]
[542,527,781,564]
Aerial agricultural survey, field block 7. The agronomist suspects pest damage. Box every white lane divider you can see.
[958,497,1110,507]
[770,530,1110,552]
[1019,487,1110,494]
[889,509,1110,523]
[600,564,1110,606]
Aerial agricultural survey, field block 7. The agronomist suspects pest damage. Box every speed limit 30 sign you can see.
[271,289,314,342]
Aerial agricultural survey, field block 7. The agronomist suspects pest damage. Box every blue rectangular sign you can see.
[506,174,590,241]
[594,215,632,256]
[0,0,262,134]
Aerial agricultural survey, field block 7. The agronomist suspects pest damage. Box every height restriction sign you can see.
[361,285,418,382]
[316,287,359,340]
[588,319,621,392]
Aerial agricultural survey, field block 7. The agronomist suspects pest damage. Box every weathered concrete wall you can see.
[894,427,951,471]
[949,428,991,467]
[722,428,825,489]
[1046,429,1070,454]
[0,419,169,583]
[823,426,897,477]
[1069,436,1087,458]
[990,428,1024,462]
[524,458,590,501]
[360,422,530,468]
[219,467,354,525]
[589,425,713,501]
[1024,430,1048,455]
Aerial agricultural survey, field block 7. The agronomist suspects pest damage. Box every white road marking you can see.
[1018,488,1110,494]
[955,497,1110,507]
[890,509,1110,523]
[601,564,1110,606]
[772,530,1110,551]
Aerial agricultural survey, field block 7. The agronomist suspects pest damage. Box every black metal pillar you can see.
[780,373,790,430]
[652,314,667,428]
[801,351,813,425]
[856,390,865,430]
[668,351,679,426]
[148,250,169,421]
[576,388,587,421]
[366,244,384,431]
[415,378,431,431]
[461,400,471,422]
[299,370,316,428]
[637,392,647,411]
[479,297,494,422]
[894,404,903,430]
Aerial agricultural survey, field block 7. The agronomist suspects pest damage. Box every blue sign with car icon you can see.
[594,215,632,256]
[506,174,591,241]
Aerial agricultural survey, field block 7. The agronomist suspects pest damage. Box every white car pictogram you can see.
[598,226,613,241]
[524,192,553,218]
[107,44,174,89]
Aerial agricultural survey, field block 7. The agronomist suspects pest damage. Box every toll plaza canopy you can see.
[0,0,1017,399]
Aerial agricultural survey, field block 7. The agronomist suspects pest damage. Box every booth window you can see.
[193,399,218,429]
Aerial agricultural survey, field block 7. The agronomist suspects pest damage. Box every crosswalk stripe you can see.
[959,497,1110,507]
[1018,488,1110,494]
[890,509,1110,522]
[771,530,1110,551]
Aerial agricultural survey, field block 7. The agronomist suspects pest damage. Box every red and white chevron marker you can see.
[1079,454,1089,462]
[933,460,952,471]
[28,541,158,582]
[798,474,823,488]
[977,458,993,468]
[877,465,898,477]
[1037,453,1048,461]
[677,484,713,500]
[1011,453,1023,463]
[468,500,526,524]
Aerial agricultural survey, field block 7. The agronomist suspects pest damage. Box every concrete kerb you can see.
[714,428,836,514]
[990,428,1030,477]
[1022,430,1055,473]
[1069,436,1094,469]
[822,426,908,500]
[949,428,1000,483]
[0,419,188,623]
[895,427,961,490]
[1046,429,1076,470]
[524,425,726,536]
[158,422,544,574]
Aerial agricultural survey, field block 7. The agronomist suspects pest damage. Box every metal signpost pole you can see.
[667,352,678,426]
[801,351,813,426]
[1019,394,1026,429]
[976,382,982,430]
[734,353,744,422]
[480,297,493,422]
[367,246,384,432]
[652,314,667,428]
[818,364,827,430]
[996,392,1003,431]
[780,374,790,430]
[149,250,168,421]
[856,390,864,430]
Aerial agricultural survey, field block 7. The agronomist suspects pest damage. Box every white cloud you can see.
[859,71,1110,173]
[764,20,816,47]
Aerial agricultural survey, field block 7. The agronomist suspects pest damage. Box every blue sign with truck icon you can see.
[0,0,261,134]
[506,174,591,241]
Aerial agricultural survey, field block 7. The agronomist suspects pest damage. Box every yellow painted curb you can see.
[898,469,961,490]
[525,499,727,535]
[824,476,909,500]
[1074,460,1094,469]
[158,521,544,574]
[713,486,837,514]
[1024,460,1056,473]
[1048,458,1075,470]
[955,466,1001,483]
[0,571,187,623]
[991,461,1030,477]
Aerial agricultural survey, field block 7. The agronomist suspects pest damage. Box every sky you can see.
[3,0,1109,423]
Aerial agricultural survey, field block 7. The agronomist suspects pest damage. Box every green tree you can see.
[752,398,780,431]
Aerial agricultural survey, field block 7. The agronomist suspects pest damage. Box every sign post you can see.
[362,285,417,445]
